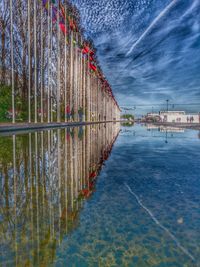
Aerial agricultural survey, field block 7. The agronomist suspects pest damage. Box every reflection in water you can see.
[146,124,185,133]
[0,123,120,266]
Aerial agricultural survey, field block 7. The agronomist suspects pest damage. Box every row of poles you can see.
[6,0,121,124]
[0,123,120,265]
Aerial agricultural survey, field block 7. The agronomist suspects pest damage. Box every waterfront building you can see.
[146,112,161,122]
[159,111,200,123]
[145,111,200,124]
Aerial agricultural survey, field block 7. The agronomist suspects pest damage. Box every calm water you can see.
[0,123,200,266]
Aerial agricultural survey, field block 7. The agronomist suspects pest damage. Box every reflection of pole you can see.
[29,133,34,258]
[74,129,78,203]
[70,135,74,210]
[13,135,17,264]
[57,129,61,244]
[50,130,55,239]
[165,131,168,144]
[35,132,39,263]
[10,0,15,123]
[28,0,31,123]
[64,129,68,231]
[41,132,45,214]
[47,130,52,239]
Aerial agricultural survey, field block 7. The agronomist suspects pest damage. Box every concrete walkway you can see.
[0,121,117,134]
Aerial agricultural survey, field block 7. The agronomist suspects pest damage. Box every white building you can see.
[159,111,200,123]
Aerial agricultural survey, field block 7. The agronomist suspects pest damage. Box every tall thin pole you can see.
[50,7,53,122]
[57,3,61,122]
[166,99,169,112]
[83,53,86,121]
[34,0,37,123]
[74,33,78,121]
[70,32,74,122]
[87,52,90,122]
[40,2,44,123]
[64,4,67,122]
[10,0,15,123]
[47,4,52,123]
[28,0,31,123]
[47,4,50,123]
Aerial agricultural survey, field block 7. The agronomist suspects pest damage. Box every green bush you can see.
[121,114,134,120]
[0,84,12,122]
[0,84,29,122]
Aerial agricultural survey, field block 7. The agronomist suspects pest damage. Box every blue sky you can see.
[72,0,200,115]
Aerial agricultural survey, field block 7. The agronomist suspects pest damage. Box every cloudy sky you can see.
[72,0,200,115]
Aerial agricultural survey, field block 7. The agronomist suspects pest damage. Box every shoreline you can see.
[0,121,120,135]
[151,122,200,130]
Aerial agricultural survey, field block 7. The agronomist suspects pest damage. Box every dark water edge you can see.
[1,124,200,266]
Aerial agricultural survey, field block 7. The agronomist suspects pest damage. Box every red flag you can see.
[89,171,96,179]
[82,46,90,54]
[59,22,67,35]
[89,55,94,61]
[69,18,77,31]
[89,63,97,71]
[59,1,66,19]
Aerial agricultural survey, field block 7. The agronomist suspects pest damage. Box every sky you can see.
[72,0,200,116]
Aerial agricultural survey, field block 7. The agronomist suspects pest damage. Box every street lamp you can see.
[166,99,169,112]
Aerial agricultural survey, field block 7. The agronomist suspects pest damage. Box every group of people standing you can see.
[65,105,84,122]
[187,116,194,123]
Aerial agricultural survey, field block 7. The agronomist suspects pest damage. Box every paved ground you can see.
[0,121,116,134]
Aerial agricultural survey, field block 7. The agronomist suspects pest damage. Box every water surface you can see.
[0,124,200,266]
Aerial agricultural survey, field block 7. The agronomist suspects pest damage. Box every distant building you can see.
[159,111,200,123]
[145,112,161,122]
[146,112,160,118]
